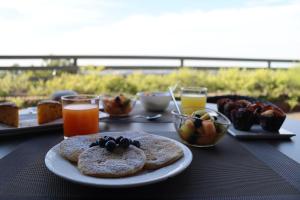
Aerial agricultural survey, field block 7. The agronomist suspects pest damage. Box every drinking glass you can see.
[61,95,99,138]
[180,87,207,115]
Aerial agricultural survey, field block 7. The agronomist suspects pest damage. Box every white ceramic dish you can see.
[45,134,193,188]
[0,112,109,137]
[228,125,295,139]
[137,92,171,112]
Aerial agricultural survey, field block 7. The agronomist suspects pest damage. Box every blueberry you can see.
[132,140,141,148]
[104,136,116,143]
[99,138,106,148]
[195,114,201,118]
[119,138,130,148]
[115,136,123,144]
[194,118,202,128]
[105,140,116,152]
[115,96,121,104]
[89,142,98,148]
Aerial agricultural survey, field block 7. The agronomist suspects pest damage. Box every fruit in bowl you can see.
[172,108,231,147]
[102,94,136,117]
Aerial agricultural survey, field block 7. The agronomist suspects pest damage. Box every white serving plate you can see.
[45,134,193,188]
[228,124,295,139]
[0,112,109,136]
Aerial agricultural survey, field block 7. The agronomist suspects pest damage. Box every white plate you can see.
[45,135,193,188]
[228,125,296,139]
[0,112,109,136]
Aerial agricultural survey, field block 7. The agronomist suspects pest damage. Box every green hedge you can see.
[1,67,300,109]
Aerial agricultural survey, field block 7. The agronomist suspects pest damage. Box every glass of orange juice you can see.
[181,87,207,115]
[61,95,99,138]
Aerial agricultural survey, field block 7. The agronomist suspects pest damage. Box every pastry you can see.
[0,102,19,127]
[217,98,286,132]
[231,107,254,131]
[217,98,232,114]
[37,100,62,124]
[247,102,265,124]
[259,106,286,132]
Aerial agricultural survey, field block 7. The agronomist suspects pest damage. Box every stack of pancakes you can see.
[59,131,184,178]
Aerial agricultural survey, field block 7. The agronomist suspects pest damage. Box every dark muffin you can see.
[223,102,238,121]
[217,98,232,114]
[223,100,249,121]
[247,102,265,124]
[259,106,286,132]
[231,107,254,131]
[235,99,251,108]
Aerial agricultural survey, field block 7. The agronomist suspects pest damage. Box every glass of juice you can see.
[181,87,207,115]
[61,95,99,138]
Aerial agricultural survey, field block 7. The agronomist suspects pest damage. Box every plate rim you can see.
[44,135,193,188]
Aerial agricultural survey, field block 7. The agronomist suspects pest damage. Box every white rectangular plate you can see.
[0,112,109,137]
[228,124,296,139]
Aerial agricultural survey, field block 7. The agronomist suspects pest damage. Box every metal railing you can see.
[0,55,299,71]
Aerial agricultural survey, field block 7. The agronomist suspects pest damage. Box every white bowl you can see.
[137,92,171,112]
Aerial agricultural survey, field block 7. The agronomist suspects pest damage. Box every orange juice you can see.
[181,94,207,115]
[63,104,99,137]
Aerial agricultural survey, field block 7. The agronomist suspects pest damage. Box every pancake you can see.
[78,145,146,177]
[59,131,148,163]
[59,134,99,162]
[135,135,184,170]
[101,131,149,140]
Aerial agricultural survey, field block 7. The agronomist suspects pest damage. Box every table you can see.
[0,103,300,200]
[1,103,299,163]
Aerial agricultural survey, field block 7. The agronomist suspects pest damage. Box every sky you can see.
[0,0,299,60]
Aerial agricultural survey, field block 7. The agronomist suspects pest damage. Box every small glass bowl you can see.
[102,95,136,117]
[172,108,231,147]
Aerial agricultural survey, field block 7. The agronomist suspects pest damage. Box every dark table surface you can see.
[0,103,300,200]
[1,103,299,163]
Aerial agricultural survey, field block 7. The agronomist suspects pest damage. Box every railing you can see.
[0,55,299,71]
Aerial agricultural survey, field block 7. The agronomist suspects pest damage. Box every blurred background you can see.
[0,0,300,118]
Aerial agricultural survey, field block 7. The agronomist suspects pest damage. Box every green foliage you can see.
[43,58,72,67]
[79,65,105,73]
[0,72,31,97]
[1,67,300,108]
